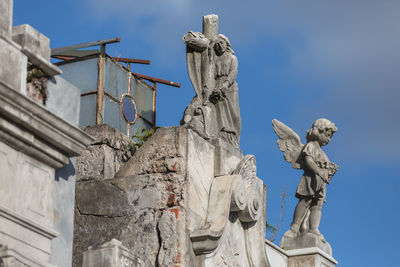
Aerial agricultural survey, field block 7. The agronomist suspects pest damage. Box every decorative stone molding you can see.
[190,174,246,255]
[190,155,264,256]
[0,81,93,168]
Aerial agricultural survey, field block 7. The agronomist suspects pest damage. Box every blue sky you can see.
[13,1,400,266]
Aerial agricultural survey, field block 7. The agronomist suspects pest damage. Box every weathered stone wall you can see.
[74,126,275,267]
[73,126,189,267]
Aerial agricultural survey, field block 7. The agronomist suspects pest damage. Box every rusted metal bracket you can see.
[112,57,150,65]
[132,72,181,88]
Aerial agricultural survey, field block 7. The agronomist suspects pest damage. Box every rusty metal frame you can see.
[54,54,100,66]
[53,38,180,131]
[112,57,151,65]
[132,72,181,88]
[96,44,106,124]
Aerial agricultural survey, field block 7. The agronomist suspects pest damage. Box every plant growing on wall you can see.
[131,127,159,148]
[266,187,287,242]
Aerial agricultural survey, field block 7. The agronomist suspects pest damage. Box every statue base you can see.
[266,239,337,267]
[280,231,332,256]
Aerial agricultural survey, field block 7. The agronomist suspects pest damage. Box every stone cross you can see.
[202,14,218,95]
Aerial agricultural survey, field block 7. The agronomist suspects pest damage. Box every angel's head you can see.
[306,118,337,146]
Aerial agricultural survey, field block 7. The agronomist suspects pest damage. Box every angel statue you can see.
[272,118,338,248]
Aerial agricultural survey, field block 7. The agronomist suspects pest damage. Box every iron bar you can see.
[112,57,151,65]
[132,72,181,88]
[51,37,120,55]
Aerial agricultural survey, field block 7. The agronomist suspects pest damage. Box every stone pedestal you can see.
[265,239,337,267]
[286,247,337,267]
[82,239,144,267]
[280,232,332,256]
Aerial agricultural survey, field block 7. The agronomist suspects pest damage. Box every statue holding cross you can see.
[181,15,241,148]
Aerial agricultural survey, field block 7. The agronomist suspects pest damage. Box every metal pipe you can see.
[132,72,181,88]
[112,57,150,65]
[51,37,120,55]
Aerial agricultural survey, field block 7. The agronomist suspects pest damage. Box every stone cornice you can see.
[0,81,94,168]
[0,205,58,240]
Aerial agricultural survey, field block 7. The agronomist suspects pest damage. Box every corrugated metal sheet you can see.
[104,95,125,133]
[79,94,97,127]
[58,57,98,93]
[133,78,154,125]
[105,58,129,100]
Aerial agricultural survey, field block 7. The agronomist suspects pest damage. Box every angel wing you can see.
[272,119,304,169]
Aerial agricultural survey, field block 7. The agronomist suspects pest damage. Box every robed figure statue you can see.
[181,17,241,148]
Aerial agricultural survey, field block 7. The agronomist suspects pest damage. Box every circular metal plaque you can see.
[120,94,138,124]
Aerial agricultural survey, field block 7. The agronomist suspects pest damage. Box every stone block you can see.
[0,37,27,93]
[116,127,187,177]
[82,239,144,267]
[0,0,13,39]
[73,207,159,267]
[73,172,182,267]
[11,24,60,76]
[213,138,243,176]
[187,129,214,231]
[81,124,130,150]
[286,247,337,267]
[280,232,332,256]
[12,24,50,61]
[76,144,121,181]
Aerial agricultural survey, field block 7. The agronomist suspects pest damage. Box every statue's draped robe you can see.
[297,141,329,201]
[214,52,241,147]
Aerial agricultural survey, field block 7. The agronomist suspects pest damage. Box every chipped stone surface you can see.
[116,127,187,177]
[82,239,145,267]
[12,24,50,61]
[0,37,27,93]
[157,211,178,267]
[76,124,135,181]
[0,0,12,39]
[82,124,131,151]
[73,127,193,267]
[73,126,275,267]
